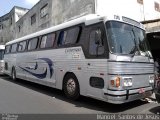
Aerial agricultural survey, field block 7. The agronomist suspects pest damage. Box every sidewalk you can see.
[149,93,156,100]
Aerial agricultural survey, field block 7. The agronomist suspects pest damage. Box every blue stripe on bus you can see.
[19,58,53,79]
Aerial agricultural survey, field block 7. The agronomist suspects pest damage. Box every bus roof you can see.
[6,14,144,45]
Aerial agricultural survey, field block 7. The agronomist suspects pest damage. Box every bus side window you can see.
[64,27,80,44]
[89,28,104,56]
[57,26,80,46]
[40,33,56,49]
[28,38,38,51]
[18,41,26,52]
[58,31,67,46]
[5,46,10,54]
[10,43,18,53]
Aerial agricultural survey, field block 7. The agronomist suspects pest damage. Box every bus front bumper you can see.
[103,86,153,104]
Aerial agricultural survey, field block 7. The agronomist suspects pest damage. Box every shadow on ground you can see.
[1,75,149,113]
[149,106,160,114]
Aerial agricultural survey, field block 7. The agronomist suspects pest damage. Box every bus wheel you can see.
[11,67,17,81]
[63,74,80,100]
[155,94,160,103]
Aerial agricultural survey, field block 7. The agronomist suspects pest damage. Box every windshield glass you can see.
[106,21,151,57]
[0,50,4,60]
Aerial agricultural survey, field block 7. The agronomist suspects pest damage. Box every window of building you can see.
[89,29,104,56]
[31,14,36,25]
[137,0,143,5]
[28,38,38,51]
[155,2,160,12]
[5,46,10,54]
[11,44,18,53]
[40,4,48,18]
[40,33,56,49]
[18,41,26,52]
[18,25,21,32]
[10,17,12,25]
[0,24,3,30]
[57,27,80,46]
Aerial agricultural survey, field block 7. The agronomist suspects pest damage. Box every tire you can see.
[155,94,160,103]
[11,67,17,81]
[63,74,80,100]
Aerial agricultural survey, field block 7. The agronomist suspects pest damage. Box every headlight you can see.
[123,77,133,87]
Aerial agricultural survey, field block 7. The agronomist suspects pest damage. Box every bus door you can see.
[85,24,107,98]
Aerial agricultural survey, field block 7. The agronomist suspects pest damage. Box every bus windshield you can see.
[0,50,4,60]
[106,21,151,57]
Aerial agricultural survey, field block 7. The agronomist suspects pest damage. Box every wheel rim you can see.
[66,78,76,95]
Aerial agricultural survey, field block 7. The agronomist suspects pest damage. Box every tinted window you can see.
[40,33,56,49]
[5,46,10,54]
[89,29,104,55]
[0,50,4,60]
[18,41,26,52]
[65,27,80,44]
[58,27,80,46]
[106,21,150,57]
[11,44,17,53]
[28,38,38,51]
[58,31,67,46]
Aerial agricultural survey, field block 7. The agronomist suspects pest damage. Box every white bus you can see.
[0,45,5,74]
[4,14,154,104]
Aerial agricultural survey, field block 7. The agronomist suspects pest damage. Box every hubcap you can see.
[67,78,76,95]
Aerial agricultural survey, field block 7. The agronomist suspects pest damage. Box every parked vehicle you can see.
[155,75,160,103]
[4,14,154,104]
[0,45,5,74]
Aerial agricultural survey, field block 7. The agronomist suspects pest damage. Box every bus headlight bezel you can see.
[123,77,133,87]
[149,75,154,84]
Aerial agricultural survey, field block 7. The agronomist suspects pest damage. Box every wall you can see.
[15,0,95,38]
[2,0,160,43]
[96,0,160,21]
[0,7,28,44]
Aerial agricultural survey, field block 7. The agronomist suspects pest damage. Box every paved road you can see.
[0,75,159,114]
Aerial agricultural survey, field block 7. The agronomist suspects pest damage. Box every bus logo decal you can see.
[19,66,48,79]
[38,58,53,78]
[19,58,53,79]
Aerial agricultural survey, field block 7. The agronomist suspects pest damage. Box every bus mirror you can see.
[95,29,102,45]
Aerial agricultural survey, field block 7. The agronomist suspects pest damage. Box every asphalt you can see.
[0,75,159,115]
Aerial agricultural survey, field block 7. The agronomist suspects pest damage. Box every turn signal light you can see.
[110,76,121,88]
[115,77,120,87]
[111,80,115,86]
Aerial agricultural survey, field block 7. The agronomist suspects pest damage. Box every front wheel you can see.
[155,94,160,103]
[63,74,80,100]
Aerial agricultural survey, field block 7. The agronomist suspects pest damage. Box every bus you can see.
[0,45,5,74]
[4,14,154,104]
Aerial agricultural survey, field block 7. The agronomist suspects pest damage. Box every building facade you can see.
[0,6,28,44]
[15,0,95,38]
[1,0,160,43]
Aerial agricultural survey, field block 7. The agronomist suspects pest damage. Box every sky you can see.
[0,0,40,16]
